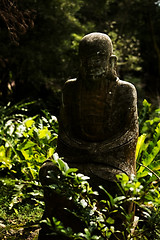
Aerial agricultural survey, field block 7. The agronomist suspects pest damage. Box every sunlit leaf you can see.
[136,134,147,160]
[17,140,36,151]
[47,147,54,158]
[38,127,51,139]
[24,118,35,128]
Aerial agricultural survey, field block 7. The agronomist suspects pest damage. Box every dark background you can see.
[0,0,160,116]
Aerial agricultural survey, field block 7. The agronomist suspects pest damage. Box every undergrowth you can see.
[0,99,159,239]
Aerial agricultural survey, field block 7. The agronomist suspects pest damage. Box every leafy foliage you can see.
[0,99,160,239]
[137,99,160,179]
[0,103,58,180]
[0,102,58,239]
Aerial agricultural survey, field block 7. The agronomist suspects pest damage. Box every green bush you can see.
[0,99,160,239]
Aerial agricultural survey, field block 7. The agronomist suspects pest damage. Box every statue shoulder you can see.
[64,78,77,89]
[117,79,137,97]
[62,78,77,100]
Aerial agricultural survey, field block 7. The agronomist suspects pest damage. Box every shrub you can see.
[0,99,159,239]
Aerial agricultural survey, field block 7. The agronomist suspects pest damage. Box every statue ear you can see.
[109,55,117,70]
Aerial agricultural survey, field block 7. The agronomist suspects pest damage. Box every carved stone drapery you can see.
[39,32,139,240]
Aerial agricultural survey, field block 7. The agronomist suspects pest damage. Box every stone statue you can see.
[56,32,139,195]
[39,32,139,239]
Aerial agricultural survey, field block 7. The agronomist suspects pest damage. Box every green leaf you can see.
[0,145,6,158]
[24,118,35,128]
[106,217,115,224]
[65,168,78,175]
[47,147,54,158]
[114,196,126,204]
[152,161,160,171]
[17,140,36,151]
[142,141,160,167]
[57,158,69,173]
[137,170,149,178]
[38,127,51,139]
[136,134,147,160]
[21,149,34,160]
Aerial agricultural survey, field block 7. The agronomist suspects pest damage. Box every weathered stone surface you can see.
[57,32,139,191]
[39,32,139,239]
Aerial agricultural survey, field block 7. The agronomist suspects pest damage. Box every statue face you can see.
[80,53,109,81]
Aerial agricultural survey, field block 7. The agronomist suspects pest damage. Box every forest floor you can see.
[0,179,43,240]
[0,211,42,240]
[0,225,40,240]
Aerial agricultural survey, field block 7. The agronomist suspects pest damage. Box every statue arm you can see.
[99,82,139,152]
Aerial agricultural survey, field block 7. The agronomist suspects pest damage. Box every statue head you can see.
[78,32,117,82]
